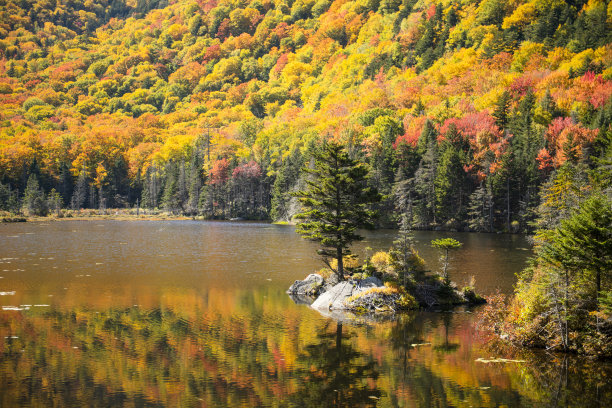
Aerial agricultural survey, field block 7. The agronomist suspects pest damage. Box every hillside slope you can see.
[0,0,610,229]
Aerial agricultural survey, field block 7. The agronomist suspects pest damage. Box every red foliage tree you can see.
[210,158,230,185]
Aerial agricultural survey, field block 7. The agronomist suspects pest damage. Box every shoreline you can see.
[2,210,195,223]
[2,211,525,233]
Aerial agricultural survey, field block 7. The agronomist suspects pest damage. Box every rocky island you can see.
[288,248,485,319]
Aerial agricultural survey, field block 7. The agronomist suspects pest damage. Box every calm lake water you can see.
[0,221,610,407]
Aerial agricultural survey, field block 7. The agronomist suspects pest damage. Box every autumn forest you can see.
[0,0,611,231]
[1,2,612,405]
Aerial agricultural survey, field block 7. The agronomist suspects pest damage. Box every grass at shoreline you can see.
[2,209,196,222]
[1,209,283,222]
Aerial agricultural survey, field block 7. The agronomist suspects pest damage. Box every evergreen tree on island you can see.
[294,140,381,281]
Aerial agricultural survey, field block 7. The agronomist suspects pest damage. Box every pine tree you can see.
[533,163,587,231]
[177,159,188,211]
[467,183,493,232]
[71,171,88,210]
[271,148,303,221]
[23,174,48,216]
[539,193,612,296]
[47,188,62,216]
[162,162,179,213]
[59,162,73,206]
[390,174,418,286]
[187,147,204,215]
[388,213,426,287]
[434,138,467,225]
[414,122,438,226]
[140,179,151,209]
[294,140,381,281]
[431,238,462,283]
[493,91,511,129]
[515,192,612,351]
[510,90,542,229]
[0,183,10,211]
[198,184,212,216]
[0,182,20,213]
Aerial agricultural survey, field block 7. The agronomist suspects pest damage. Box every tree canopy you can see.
[431,238,462,282]
[294,140,380,280]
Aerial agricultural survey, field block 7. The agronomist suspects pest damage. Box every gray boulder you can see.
[352,276,383,294]
[311,280,356,311]
[287,273,325,296]
[322,273,340,292]
[311,277,384,311]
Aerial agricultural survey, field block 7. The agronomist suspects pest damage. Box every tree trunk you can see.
[442,248,449,281]
[506,175,510,231]
[337,246,344,281]
[564,269,570,350]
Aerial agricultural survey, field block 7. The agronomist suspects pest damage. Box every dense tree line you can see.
[2,94,609,234]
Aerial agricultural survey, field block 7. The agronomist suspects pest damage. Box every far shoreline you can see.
[2,210,528,233]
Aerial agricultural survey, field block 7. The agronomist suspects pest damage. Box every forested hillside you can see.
[0,0,610,231]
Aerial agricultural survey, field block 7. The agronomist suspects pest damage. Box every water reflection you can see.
[0,221,610,407]
[433,313,460,354]
[2,296,610,407]
[291,322,382,406]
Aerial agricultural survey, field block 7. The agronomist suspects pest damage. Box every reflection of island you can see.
[290,321,382,406]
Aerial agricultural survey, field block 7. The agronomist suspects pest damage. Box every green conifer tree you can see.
[294,140,381,281]
[431,238,462,283]
[493,91,511,129]
[539,193,612,296]
[271,148,303,221]
[23,174,48,216]
[162,162,179,213]
[0,182,20,213]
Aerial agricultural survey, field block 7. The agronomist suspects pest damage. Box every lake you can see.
[0,221,610,407]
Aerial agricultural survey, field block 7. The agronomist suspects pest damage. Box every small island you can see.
[287,140,484,318]
[288,250,485,317]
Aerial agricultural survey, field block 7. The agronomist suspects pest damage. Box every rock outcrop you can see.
[286,273,325,297]
[311,277,383,311]
[288,273,485,320]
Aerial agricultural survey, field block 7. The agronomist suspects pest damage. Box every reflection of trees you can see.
[2,303,611,407]
[497,347,612,407]
[386,310,612,407]
[0,306,287,406]
[290,321,382,407]
[433,312,459,353]
[386,312,522,407]
[388,312,424,351]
